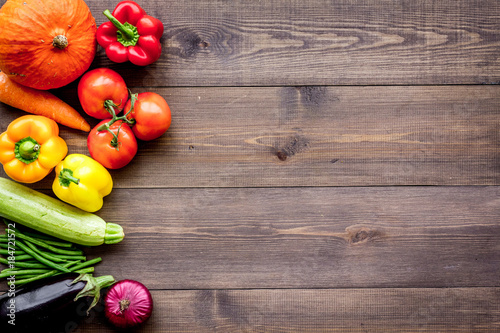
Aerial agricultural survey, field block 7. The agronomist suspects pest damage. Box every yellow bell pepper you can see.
[53,154,113,212]
[0,115,68,183]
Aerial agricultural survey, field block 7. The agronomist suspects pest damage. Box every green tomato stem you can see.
[98,95,136,132]
[96,92,139,151]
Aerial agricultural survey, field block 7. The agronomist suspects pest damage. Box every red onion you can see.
[104,279,153,329]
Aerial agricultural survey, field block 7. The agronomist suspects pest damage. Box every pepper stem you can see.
[98,97,136,132]
[15,137,40,164]
[103,9,140,47]
[58,168,80,187]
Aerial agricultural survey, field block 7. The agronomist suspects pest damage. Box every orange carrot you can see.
[0,71,90,132]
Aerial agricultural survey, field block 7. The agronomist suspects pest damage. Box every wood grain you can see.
[78,0,500,86]
[1,85,497,187]
[1,0,499,87]
[72,288,500,332]
[0,0,498,331]
[3,186,497,291]
[86,186,500,289]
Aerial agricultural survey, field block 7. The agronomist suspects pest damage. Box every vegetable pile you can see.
[81,67,171,169]
[0,72,91,132]
[0,220,104,287]
[0,177,123,246]
[0,273,115,332]
[0,221,114,332]
[0,0,165,330]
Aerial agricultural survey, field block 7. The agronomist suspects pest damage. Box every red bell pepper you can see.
[96,1,164,66]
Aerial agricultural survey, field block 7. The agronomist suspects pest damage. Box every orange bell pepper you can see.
[0,115,68,183]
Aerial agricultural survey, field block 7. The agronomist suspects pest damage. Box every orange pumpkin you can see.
[0,0,97,90]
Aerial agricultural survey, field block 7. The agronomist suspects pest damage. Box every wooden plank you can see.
[85,186,500,289]
[71,288,500,332]
[1,85,497,187]
[81,0,500,86]
[2,0,497,85]
[3,186,497,290]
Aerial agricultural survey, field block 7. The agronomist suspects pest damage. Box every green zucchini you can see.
[0,177,124,246]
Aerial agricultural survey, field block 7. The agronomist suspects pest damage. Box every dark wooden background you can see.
[1,0,499,331]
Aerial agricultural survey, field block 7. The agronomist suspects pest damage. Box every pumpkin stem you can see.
[52,35,68,49]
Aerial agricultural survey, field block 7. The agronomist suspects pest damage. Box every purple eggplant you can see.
[0,273,114,332]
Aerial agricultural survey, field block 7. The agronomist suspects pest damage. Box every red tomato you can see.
[87,120,138,169]
[125,92,172,141]
[78,68,129,119]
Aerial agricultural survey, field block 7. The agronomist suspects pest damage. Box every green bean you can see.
[12,229,83,255]
[44,240,79,249]
[21,231,75,248]
[63,260,82,269]
[0,243,22,251]
[74,267,94,274]
[56,260,77,268]
[15,240,71,273]
[53,254,87,261]
[12,254,34,261]
[42,267,94,280]
[4,267,100,287]
[0,219,78,251]
[56,267,93,275]
[13,274,39,279]
[0,269,51,278]
[10,270,59,286]
[0,235,16,242]
[69,257,102,272]
[1,220,104,286]
[19,260,42,265]
[0,257,48,269]
[23,240,67,263]
[10,261,81,286]
[0,248,26,255]
[0,235,11,243]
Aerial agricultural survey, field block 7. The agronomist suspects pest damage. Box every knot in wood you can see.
[346,226,380,245]
[351,230,370,243]
[275,135,309,161]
